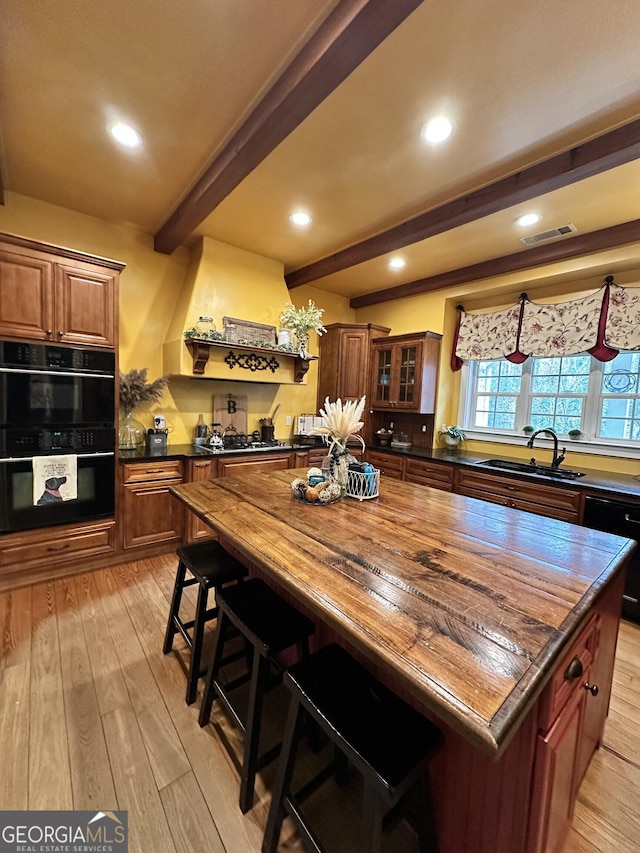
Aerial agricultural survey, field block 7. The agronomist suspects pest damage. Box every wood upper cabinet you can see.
[370,331,441,413]
[0,246,53,340]
[0,233,120,348]
[54,262,116,347]
[317,323,390,410]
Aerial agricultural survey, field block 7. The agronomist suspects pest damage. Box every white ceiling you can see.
[1,0,639,303]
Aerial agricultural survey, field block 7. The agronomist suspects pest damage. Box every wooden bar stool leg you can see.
[185,580,209,706]
[162,558,187,654]
[262,697,305,853]
[198,611,230,727]
[239,650,269,814]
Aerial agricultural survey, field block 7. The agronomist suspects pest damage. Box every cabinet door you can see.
[187,458,218,542]
[370,334,440,413]
[337,328,371,401]
[529,681,587,853]
[372,344,394,408]
[0,248,54,340]
[393,343,422,409]
[55,263,116,347]
[122,479,184,549]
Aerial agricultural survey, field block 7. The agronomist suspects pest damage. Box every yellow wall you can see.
[355,261,640,474]
[0,192,354,442]
[3,189,640,469]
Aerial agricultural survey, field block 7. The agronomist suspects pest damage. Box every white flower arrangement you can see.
[311,396,366,452]
[279,299,327,353]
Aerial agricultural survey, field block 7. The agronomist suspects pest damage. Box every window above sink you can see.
[459,352,640,459]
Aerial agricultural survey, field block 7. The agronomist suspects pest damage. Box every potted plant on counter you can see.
[522,425,535,436]
[439,425,466,448]
[568,429,583,441]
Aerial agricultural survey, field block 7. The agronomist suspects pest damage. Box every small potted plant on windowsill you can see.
[522,425,535,436]
[439,425,466,448]
[568,429,583,441]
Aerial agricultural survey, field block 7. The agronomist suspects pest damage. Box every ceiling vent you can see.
[520,223,577,246]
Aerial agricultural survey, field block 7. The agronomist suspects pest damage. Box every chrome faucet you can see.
[526,427,566,469]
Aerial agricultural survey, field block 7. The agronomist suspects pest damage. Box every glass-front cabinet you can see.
[370,331,442,413]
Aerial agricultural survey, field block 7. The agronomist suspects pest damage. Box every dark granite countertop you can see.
[120,442,640,500]
[369,445,640,500]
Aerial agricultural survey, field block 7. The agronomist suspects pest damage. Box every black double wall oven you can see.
[0,340,116,533]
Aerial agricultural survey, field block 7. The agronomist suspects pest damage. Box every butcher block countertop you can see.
[171,470,635,756]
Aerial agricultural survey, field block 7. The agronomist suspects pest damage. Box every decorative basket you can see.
[290,476,342,505]
[345,467,380,500]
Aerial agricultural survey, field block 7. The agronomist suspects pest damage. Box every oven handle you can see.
[0,367,114,379]
[0,451,115,463]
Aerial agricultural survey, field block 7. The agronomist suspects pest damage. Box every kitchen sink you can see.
[476,459,586,480]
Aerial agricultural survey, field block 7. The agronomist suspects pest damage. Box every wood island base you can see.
[171,472,632,853]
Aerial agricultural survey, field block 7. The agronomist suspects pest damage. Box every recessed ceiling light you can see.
[388,257,406,270]
[421,116,454,145]
[109,122,143,148]
[289,211,312,227]
[516,213,542,228]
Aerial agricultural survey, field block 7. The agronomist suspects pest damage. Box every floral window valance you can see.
[451,276,639,371]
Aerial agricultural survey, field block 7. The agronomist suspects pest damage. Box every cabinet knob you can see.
[565,656,583,680]
[47,329,53,336]
[584,682,599,696]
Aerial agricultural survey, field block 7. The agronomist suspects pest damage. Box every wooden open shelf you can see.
[186,338,317,382]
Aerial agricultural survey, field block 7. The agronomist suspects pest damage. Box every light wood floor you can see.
[1,554,639,852]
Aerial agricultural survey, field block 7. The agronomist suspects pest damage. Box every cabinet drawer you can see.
[122,460,184,483]
[364,451,404,479]
[0,520,116,570]
[538,615,598,731]
[217,454,292,476]
[404,458,454,491]
[456,469,580,521]
[307,448,327,467]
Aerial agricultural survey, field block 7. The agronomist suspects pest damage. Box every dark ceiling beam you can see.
[349,219,640,308]
[287,117,640,289]
[154,0,424,255]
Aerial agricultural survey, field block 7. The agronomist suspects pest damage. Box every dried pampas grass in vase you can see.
[118,369,169,449]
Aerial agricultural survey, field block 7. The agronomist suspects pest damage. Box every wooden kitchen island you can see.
[171,471,636,853]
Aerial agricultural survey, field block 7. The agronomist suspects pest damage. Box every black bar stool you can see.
[162,540,247,705]
[262,643,443,853]
[198,577,315,814]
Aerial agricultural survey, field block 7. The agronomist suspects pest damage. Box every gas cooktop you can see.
[196,441,294,455]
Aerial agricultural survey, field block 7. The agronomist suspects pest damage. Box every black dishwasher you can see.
[583,495,640,623]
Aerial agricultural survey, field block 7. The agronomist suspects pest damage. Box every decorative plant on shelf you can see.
[119,368,169,449]
[522,425,535,435]
[439,425,466,447]
[568,429,583,440]
[311,396,366,490]
[279,299,327,357]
